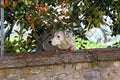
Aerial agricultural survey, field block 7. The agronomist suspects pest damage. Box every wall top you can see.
[0,48,120,68]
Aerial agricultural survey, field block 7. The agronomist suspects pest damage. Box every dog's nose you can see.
[48,41,52,44]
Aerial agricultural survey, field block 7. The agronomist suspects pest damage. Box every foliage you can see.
[4,27,35,53]
[76,38,107,49]
[2,0,120,52]
[111,42,120,48]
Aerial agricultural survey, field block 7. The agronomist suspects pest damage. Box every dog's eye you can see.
[57,36,60,38]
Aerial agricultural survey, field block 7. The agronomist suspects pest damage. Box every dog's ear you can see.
[64,31,69,37]
[64,30,72,37]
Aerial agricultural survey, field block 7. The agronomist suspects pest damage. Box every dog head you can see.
[49,30,73,46]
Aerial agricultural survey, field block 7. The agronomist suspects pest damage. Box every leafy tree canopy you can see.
[4,0,120,36]
[2,0,120,52]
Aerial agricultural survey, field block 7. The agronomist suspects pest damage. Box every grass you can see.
[76,38,107,50]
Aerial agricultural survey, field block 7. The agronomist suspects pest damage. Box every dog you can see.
[49,30,76,51]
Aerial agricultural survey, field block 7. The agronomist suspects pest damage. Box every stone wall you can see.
[0,48,120,80]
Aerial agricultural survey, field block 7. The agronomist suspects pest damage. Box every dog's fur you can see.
[49,30,76,50]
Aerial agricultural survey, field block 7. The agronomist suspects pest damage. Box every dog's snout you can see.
[48,41,52,44]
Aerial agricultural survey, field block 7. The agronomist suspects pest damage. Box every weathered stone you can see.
[18,79,26,80]
[101,68,120,80]
[83,71,102,80]
[51,73,66,80]
[0,69,5,79]
[0,48,120,80]
[75,63,90,70]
